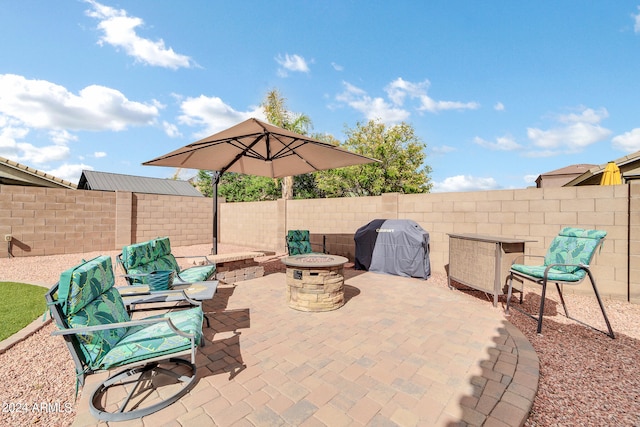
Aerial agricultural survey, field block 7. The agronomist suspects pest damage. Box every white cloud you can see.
[419,97,480,113]
[49,129,78,144]
[612,128,640,152]
[432,175,500,193]
[275,54,310,77]
[431,145,457,154]
[94,151,107,158]
[331,62,344,71]
[0,74,160,169]
[46,163,93,183]
[473,135,521,151]
[162,121,182,138]
[0,122,70,165]
[633,6,640,33]
[526,106,611,156]
[178,95,265,138]
[85,0,195,69]
[494,102,505,111]
[385,78,480,113]
[337,78,479,123]
[385,78,430,105]
[0,74,160,131]
[556,107,608,125]
[336,82,410,124]
[524,174,538,184]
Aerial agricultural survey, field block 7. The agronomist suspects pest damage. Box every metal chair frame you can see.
[46,282,202,421]
[505,243,614,339]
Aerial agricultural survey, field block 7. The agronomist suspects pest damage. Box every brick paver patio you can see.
[72,271,538,426]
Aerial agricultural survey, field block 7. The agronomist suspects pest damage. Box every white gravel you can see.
[1,244,639,426]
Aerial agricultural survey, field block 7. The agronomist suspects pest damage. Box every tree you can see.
[262,89,313,199]
[315,120,432,197]
[195,170,279,201]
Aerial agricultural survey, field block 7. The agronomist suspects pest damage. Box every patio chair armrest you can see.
[511,254,545,265]
[116,286,203,308]
[543,262,589,277]
[174,255,215,265]
[52,317,191,337]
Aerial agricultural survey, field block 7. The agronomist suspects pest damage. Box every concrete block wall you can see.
[0,185,116,257]
[2,183,637,302]
[130,192,213,248]
[220,184,634,301]
[220,200,280,251]
[630,183,640,302]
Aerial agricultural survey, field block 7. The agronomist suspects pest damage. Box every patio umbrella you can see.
[600,161,622,186]
[143,118,380,254]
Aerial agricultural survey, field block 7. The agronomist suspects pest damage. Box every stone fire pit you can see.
[281,254,348,312]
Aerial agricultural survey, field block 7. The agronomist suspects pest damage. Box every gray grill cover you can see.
[354,219,430,279]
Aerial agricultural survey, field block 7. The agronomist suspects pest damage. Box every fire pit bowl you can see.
[281,254,348,312]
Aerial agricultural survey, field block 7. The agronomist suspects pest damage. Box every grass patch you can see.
[0,282,48,342]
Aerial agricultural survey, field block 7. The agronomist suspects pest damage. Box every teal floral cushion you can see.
[151,237,172,259]
[511,264,584,282]
[512,227,606,282]
[121,237,172,270]
[121,241,152,270]
[287,230,312,255]
[67,287,131,367]
[59,256,115,316]
[98,306,203,370]
[176,265,216,283]
[543,228,606,274]
[121,238,215,285]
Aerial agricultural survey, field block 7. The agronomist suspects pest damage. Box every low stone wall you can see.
[209,252,265,284]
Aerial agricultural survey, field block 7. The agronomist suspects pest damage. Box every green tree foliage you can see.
[262,89,313,199]
[315,120,432,197]
[195,170,279,201]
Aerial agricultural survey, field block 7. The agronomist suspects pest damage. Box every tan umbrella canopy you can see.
[143,118,379,253]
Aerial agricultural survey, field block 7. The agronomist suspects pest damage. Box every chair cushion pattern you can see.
[67,287,131,367]
[287,230,312,255]
[98,307,203,370]
[60,256,116,316]
[121,237,173,270]
[175,265,216,283]
[121,237,215,285]
[543,227,606,274]
[56,254,203,371]
[510,264,584,282]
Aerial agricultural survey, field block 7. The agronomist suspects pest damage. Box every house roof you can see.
[563,150,640,186]
[78,170,203,197]
[0,156,77,189]
[539,164,596,177]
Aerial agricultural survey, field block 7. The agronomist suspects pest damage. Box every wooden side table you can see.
[447,233,535,306]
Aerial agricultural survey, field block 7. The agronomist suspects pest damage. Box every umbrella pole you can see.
[211,172,221,255]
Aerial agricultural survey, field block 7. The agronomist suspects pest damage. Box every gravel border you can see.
[1,244,638,426]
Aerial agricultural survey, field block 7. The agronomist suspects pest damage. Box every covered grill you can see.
[354,219,430,279]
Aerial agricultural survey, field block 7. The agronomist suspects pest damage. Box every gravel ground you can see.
[1,243,639,426]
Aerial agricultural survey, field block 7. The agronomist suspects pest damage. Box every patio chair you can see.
[505,227,614,338]
[46,255,204,421]
[116,237,216,286]
[286,230,327,255]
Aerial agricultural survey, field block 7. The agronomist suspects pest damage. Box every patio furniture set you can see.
[44,226,615,421]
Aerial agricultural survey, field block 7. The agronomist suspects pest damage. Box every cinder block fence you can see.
[2,183,638,302]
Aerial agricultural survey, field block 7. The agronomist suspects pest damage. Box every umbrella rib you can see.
[218,134,266,175]
[269,135,324,171]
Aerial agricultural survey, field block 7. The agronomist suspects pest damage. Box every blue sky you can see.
[1,1,640,192]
